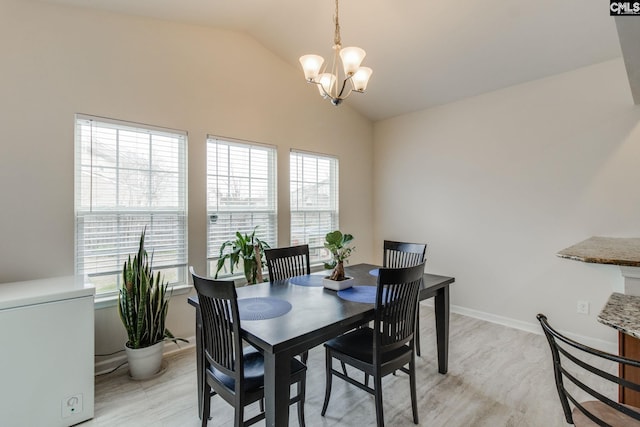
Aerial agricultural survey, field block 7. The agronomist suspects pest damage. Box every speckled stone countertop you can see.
[557,236,640,267]
[597,292,640,339]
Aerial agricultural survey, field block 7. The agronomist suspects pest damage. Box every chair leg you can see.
[415,306,422,357]
[321,347,333,416]
[234,405,244,427]
[259,398,264,413]
[301,351,309,364]
[374,374,384,427]
[202,383,211,426]
[364,373,369,386]
[297,376,306,427]
[410,355,419,424]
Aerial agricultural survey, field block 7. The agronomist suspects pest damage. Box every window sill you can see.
[93,283,193,309]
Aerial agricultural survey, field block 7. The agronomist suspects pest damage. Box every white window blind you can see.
[290,150,339,264]
[75,115,188,295]
[207,136,277,275]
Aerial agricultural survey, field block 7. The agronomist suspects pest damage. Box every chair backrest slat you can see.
[374,263,425,354]
[191,267,243,387]
[265,245,311,281]
[537,313,640,425]
[383,240,427,268]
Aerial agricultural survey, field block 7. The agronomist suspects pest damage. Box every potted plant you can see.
[214,226,271,285]
[118,228,182,380]
[323,230,355,290]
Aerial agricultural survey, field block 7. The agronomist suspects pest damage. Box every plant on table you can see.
[323,230,355,281]
[215,226,271,285]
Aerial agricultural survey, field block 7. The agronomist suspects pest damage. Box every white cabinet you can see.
[0,276,95,427]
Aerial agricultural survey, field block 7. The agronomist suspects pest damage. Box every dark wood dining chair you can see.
[383,240,427,356]
[321,262,426,427]
[264,244,311,281]
[190,267,307,427]
[264,244,311,363]
[537,313,640,426]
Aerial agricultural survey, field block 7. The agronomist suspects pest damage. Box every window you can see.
[290,150,339,264]
[207,136,277,275]
[75,115,188,295]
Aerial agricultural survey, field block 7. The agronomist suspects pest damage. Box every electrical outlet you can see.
[577,300,590,315]
[61,394,82,418]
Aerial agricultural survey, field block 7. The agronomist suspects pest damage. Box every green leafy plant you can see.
[215,226,271,285]
[118,228,179,349]
[323,230,355,281]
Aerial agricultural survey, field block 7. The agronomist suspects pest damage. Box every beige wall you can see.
[0,0,374,357]
[374,59,640,346]
[3,0,632,361]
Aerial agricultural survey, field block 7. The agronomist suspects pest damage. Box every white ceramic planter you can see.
[323,276,354,291]
[125,341,164,380]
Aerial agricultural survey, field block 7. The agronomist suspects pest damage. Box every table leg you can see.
[263,350,292,427]
[434,285,450,374]
[194,309,204,420]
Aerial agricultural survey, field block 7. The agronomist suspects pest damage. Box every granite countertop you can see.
[597,292,640,339]
[557,236,640,267]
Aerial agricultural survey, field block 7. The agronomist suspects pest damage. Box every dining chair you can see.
[537,313,640,426]
[190,267,307,427]
[321,262,426,427]
[264,244,311,363]
[264,244,311,281]
[383,240,427,356]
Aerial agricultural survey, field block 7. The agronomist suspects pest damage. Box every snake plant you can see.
[118,228,177,349]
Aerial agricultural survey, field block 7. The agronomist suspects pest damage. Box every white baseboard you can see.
[421,301,617,354]
[95,335,196,376]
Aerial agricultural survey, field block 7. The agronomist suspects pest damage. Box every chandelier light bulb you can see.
[339,47,366,76]
[299,54,324,81]
[317,73,337,97]
[352,67,373,92]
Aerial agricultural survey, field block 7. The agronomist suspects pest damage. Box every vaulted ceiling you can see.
[36,0,634,121]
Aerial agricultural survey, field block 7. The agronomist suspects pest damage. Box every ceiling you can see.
[37,0,625,121]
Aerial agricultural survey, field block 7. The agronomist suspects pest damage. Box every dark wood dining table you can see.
[187,263,454,427]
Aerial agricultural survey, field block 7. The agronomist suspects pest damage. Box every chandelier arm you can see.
[337,74,354,98]
[337,87,354,101]
[307,77,354,101]
[307,79,332,99]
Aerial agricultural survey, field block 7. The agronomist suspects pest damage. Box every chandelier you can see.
[299,0,372,106]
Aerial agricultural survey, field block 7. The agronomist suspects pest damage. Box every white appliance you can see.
[0,276,95,427]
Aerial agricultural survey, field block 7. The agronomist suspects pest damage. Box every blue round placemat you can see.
[289,275,325,287]
[237,297,292,320]
[337,286,378,304]
[369,268,379,277]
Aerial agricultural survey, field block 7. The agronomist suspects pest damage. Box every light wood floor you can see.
[85,308,594,426]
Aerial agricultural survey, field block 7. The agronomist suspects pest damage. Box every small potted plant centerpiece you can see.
[215,226,270,285]
[323,230,355,291]
[118,228,184,380]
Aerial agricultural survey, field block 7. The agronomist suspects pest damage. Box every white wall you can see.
[0,0,373,357]
[374,58,640,345]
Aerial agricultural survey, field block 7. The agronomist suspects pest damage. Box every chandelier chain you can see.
[333,0,341,47]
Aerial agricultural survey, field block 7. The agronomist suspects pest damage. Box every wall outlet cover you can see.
[62,394,83,418]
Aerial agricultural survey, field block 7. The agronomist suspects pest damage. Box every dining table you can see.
[187,263,455,427]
